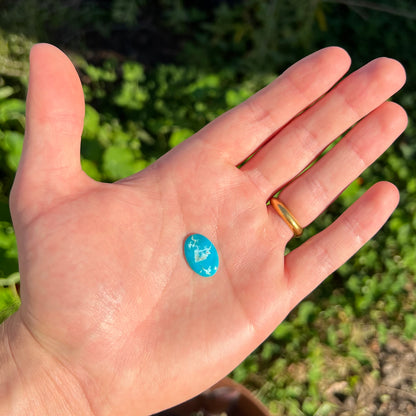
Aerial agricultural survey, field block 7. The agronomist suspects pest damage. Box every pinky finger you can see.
[284,182,399,310]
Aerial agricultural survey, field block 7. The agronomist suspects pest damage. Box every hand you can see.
[3,44,407,415]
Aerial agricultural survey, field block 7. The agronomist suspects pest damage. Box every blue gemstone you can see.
[184,234,219,277]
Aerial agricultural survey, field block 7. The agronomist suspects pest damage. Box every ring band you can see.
[270,198,303,237]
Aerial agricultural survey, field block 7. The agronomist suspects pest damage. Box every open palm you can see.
[6,44,406,415]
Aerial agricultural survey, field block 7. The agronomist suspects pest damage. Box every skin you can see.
[0,44,407,415]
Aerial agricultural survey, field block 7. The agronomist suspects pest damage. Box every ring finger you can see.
[268,101,407,238]
[241,58,406,199]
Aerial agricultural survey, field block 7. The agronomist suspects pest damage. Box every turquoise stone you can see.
[184,234,219,277]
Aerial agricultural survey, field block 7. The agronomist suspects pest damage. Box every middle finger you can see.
[241,58,406,199]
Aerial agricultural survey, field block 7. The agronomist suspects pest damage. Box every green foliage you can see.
[103,146,145,181]
[0,1,415,413]
[404,314,416,339]
[0,61,25,322]
[177,0,324,73]
[77,58,272,176]
[169,128,194,148]
[0,29,31,79]
[0,285,20,323]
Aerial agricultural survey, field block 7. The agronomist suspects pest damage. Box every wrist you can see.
[0,312,94,416]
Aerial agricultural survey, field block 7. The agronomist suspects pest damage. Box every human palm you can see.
[5,44,406,415]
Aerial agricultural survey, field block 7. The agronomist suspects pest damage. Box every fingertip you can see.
[381,101,409,132]
[29,43,79,77]
[323,45,351,65]
[370,101,408,140]
[30,43,65,64]
[383,181,400,206]
[368,57,406,91]
[313,46,351,72]
[29,42,50,56]
[370,181,400,211]
[22,42,85,187]
[27,42,84,125]
[381,57,406,83]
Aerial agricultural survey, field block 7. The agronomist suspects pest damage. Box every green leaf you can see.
[81,158,102,181]
[83,105,101,140]
[0,221,16,250]
[0,272,20,286]
[225,87,251,107]
[0,98,26,125]
[302,397,319,415]
[0,86,15,100]
[295,301,318,326]
[0,286,20,323]
[102,146,146,181]
[1,130,23,171]
[122,62,145,82]
[168,128,194,148]
[272,321,294,341]
[84,61,117,82]
[404,314,416,339]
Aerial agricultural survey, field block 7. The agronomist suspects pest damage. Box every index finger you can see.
[193,47,351,165]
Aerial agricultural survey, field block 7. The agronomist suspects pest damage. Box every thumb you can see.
[11,44,86,218]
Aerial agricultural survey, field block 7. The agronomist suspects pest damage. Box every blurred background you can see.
[0,0,415,414]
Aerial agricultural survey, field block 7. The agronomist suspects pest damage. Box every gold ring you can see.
[270,198,303,238]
